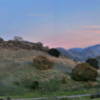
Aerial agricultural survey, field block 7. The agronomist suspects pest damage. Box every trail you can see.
[6,93,100,100]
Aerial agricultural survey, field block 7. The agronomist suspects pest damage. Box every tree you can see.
[48,48,60,57]
[86,58,99,69]
[14,36,23,41]
[0,37,4,42]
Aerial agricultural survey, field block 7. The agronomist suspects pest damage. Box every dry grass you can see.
[0,49,99,97]
[0,48,77,81]
[0,48,82,96]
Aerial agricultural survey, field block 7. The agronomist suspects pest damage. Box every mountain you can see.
[57,48,71,57]
[57,44,100,61]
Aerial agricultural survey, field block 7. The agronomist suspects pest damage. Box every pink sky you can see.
[23,25,100,49]
[0,0,100,49]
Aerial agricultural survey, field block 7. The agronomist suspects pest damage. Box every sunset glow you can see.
[0,0,100,48]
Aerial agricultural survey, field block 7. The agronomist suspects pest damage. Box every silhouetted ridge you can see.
[0,37,48,52]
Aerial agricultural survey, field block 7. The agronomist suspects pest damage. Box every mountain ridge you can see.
[57,44,100,61]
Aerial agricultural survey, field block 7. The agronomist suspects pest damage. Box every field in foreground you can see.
[0,48,100,100]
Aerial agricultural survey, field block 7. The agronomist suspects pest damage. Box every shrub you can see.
[86,58,99,69]
[71,63,97,81]
[6,97,11,100]
[61,76,67,84]
[36,42,43,47]
[39,79,61,93]
[14,36,23,41]
[48,48,60,57]
[0,37,4,43]
[20,78,39,90]
[30,81,39,90]
[33,56,53,70]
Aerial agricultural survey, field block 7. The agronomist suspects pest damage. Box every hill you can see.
[0,47,77,96]
[0,37,48,52]
[0,38,100,97]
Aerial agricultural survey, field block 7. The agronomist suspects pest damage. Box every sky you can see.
[0,0,100,48]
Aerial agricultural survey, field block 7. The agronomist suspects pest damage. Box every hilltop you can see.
[0,37,48,52]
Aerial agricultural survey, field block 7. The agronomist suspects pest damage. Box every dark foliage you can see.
[61,76,67,84]
[21,79,39,90]
[86,58,99,69]
[6,97,11,100]
[91,93,100,99]
[48,48,60,57]
[30,81,39,90]
[0,99,3,100]
[71,63,97,81]
[0,37,4,43]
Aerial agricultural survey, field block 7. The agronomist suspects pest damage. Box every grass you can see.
[0,49,99,100]
[3,87,99,99]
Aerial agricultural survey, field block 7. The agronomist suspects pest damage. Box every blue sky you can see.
[0,0,100,48]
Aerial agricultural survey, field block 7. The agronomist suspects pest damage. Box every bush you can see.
[33,56,53,70]
[14,36,23,41]
[39,79,61,93]
[61,76,67,84]
[30,81,39,90]
[0,37,4,43]
[48,48,60,57]
[71,63,97,81]
[86,58,99,69]
[19,78,39,90]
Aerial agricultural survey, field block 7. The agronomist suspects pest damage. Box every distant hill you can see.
[57,44,100,61]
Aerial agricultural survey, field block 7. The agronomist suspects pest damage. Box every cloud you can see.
[78,25,100,34]
[27,13,49,17]
[65,29,100,34]
[81,25,100,29]
[80,30,100,34]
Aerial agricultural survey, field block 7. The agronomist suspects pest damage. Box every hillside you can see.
[0,38,100,97]
[0,48,78,96]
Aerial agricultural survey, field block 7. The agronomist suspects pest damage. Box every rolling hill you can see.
[0,40,77,96]
[0,38,100,97]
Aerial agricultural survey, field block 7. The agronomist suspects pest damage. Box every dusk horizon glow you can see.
[0,0,100,49]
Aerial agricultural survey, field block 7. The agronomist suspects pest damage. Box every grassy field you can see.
[2,86,99,99]
[0,49,99,100]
